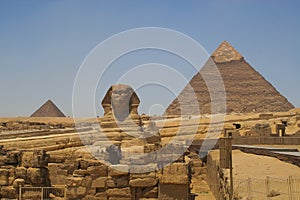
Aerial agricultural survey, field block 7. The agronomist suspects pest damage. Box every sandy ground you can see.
[210,149,300,179]
[210,150,300,199]
[231,150,300,179]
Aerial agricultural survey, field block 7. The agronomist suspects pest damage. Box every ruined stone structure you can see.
[98,85,162,167]
[165,41,294,115]
[31,100,66,117]
[1,84,194,199]
[245,123,272,137]
[0,147,51,199]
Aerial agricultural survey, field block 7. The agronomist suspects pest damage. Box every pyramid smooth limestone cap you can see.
[212,41,243,63]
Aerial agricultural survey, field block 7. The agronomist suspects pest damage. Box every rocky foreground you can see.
[0,110,300,199]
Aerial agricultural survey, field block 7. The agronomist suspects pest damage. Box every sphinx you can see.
[101,84,140,122]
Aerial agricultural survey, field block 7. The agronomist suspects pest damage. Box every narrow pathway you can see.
[191,159,216,200]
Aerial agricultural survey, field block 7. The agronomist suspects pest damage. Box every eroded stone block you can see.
[129,178,157,187]
[108,164,129,176]
[91,177,107,188]
[106,187,131,197]
[0,169,9,186]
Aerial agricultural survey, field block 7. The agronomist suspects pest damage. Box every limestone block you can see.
[106,187,131,197]
[102,131,122,141]
[77,186,87,196]
[106,176,129,188]
[77,158,103,169]
[66,177,83,187]
[109,197,131,200]
[6,151,20,164]
[129,177,157,187]
[66,188,77,199]
[62,162,78,173]
[48,163,69,185]
[158,184,189,200]
[82,194,103,200]
[22,191,42,199]
[13,178,25,188]
[121,139,146,148]
[135,187,158,199]
[163,162,187,174]
[144,144,160,153]
[143,187,158,198]
[108,164,129,176]
[48,155,66,163]
[120,133,137,140]
[157,153,184,163]
[50,174,67,186]
[26,167,46,184]
[91,177,107,188]
[143,134,161,144]
[160,174,189,185]
[142,152,157,164]
[0,168,9,186]
[82,176,93,188]
[159,128,178,137]
[129,164,158,173]
[94,192,108,200]
[21,150,48,168]
[87,188,96,195]
[73,169,88,177]
[122,145,144,154]
[0,186,16,199]
[0,156,8,166]
[57,169,68,175]
[159,144,185,154]
[75,148,95,160]
[87,165,108,177]
[130,172,156,179]
[15,167,27,179]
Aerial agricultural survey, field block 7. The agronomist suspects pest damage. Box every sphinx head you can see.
[101,84,140,121]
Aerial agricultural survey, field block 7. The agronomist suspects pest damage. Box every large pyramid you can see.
[31,100,66,117]
[165,41,294,115]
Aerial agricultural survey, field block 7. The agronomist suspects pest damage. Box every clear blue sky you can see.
[1,0,299,117]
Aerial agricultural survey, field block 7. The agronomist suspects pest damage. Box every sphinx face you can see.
[111,85,133,121]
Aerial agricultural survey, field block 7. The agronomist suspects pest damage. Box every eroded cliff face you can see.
[165,41,294,116]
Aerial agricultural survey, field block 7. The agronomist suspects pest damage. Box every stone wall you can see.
[0,121,74,131]
[0,144,193,199]
[0,146,50,199]
[206,153,230,200]
[47,145,192,200]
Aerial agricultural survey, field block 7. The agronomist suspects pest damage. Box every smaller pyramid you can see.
[31,100,66,117]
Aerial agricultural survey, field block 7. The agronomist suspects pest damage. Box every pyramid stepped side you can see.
[31,100,66,117]
[165,41,294,115]
[217,59,294,113]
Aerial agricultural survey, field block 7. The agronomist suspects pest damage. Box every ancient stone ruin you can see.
[0,84,195,199]
[165,41,294,115]
[31,100,66,117]
[1,42,300,200]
